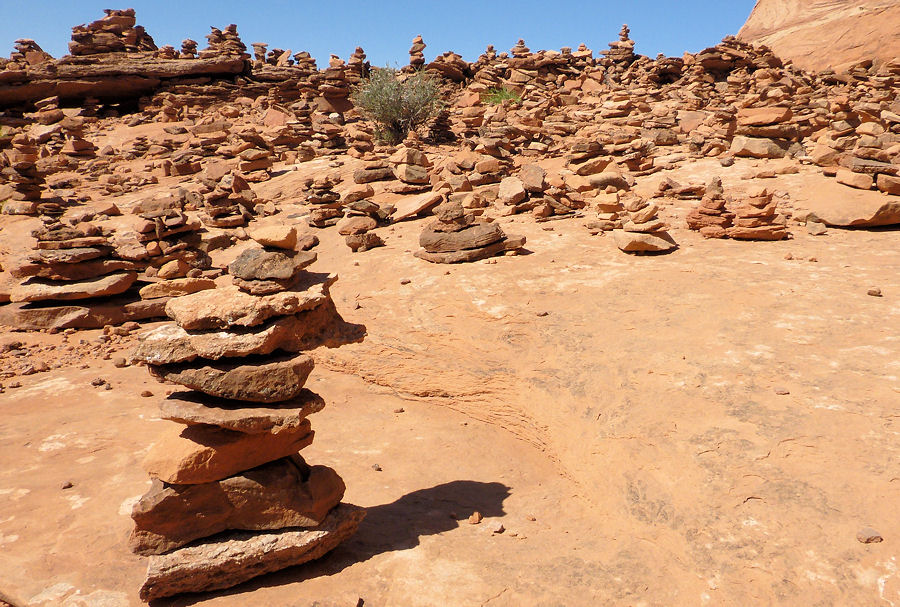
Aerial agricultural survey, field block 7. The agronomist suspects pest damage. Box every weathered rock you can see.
[142,420,314,484]
[877,174,900,196]
[139,504,365,601]
[246,225,297,250]
[419,223,504,253]
[498,177,527,205]
[130,457,345,555]
[165,273,336,330]
[805,189,900,227]
[612,229,677,253]
[345,232,384,252]
[0,295,167,330]
[737,107,792,126]
[392,192,443,221]
[133,299,346,364]
[159,389,325,433]
[519,164,547,192]
[139,278,216,300]
[337,216,377,235]
[415,235,526,263]
[10,271,137,303]
[228,248,316,281]
[726,225,790,240]
[8,258,143,281]
[836,169,874,190]
[729,136,789,159]
[149,353,315,403]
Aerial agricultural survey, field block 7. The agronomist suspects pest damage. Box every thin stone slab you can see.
[149,353,315,403]
[10,271,138,302]
[159,389,325,433]
[138,277,216,300]
[414,235,526,264]
[130,457,345,556]
[139,503,366,601]
[143,420,314,484]
[612,229,678,253]
[131,299,341,364]
[165,272,336,330]
[27,246,112,264]
[8,258,143,281]
[419,223,504,253]
[0,293,167,330]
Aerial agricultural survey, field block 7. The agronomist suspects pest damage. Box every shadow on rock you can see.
[155,480,510,606]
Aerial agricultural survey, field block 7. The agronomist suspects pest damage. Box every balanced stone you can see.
[165,273,336,330]
[159,389,325,433]
[10,271,137,302]
[149,353,315,403]
[228,248,316,281]
[143,420,314,484]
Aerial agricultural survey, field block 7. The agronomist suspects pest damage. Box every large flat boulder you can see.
[130,457,345,555]
[165,273,336,330]
[139,503,365,601]
[9,271,137,302]
[419,223,504,253]
[802,178,900,227]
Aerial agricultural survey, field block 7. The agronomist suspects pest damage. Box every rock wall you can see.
[737,0,900,72]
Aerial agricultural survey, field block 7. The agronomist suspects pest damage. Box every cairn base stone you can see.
[139,503,366,601]
[414,235,526,264]
[130,457,346,556]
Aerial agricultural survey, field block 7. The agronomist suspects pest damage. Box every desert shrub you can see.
[482,86,522,105]
[351,67,443,144]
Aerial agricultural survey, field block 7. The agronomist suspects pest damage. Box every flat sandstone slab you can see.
[149,353,315,403]
[10,271,137,302]
[159,389,325,433]
[165,273,337,330]
[140,503,366,601]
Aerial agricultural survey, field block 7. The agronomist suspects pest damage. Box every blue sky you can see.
[1,1,757,66]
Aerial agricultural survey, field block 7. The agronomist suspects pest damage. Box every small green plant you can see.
[482,86,522,105]
[351,67,444,144]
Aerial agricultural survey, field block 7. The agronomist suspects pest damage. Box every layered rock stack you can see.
[612,196,677,253]
[602,24,637,65]
[9,39,52,66]
[304,175,343,228]
[200,25,249,59]
[585,190,626,234]
[180,39,198,59]
[725,187,788,241]
[1,134,45,215]
[129,239,364,601]
[69,8,157,55]
[408,35,426,70]
[389,141,432,193]
[346,46,370,85]
[338,196,386,253]
[200,172,255,228]
[415,200,526,263]
[686,178,734,238]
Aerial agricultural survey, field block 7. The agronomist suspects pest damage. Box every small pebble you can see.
[112,357,127,368]
[867,288,882,297]
[491,523,505,535]
[393,408,405,414]
[140,390,154,398]
[857,527,883,544]
[60,481,74,490]
[371,464,382,472]
[784,253,793,260]
[468,511,483,525]
[536,311,549,317]
[774,387,790,395]
[90,377,107,387]
[400,278,411,285]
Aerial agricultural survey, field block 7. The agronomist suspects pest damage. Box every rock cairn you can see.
[1,134,44,216]
[686,177,734,238]
[415,199,526,263]
[612,195,677,253]
[602,24,637,65]
[304,175,343,228]
[200,172,255,228]
[726,187,789,241]
[389,141,432,193]
[69,9,157,55]
[180,39,198,59]
[408,35,426,70]
[129,235,365,601]
[200,25,249,59]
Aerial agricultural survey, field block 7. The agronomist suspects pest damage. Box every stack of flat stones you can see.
[389,144,432,193]
[9,220,138,308]
[408,35,426,70]
[129,232,364,601]
[304,175,343,228]
[726,187,789,241]
[1,134,45,216]
[612,196,677,253]
[415,200,526,263]
[200,172,255,228]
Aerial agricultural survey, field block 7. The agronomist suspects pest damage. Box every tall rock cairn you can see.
[129,233,365,601]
